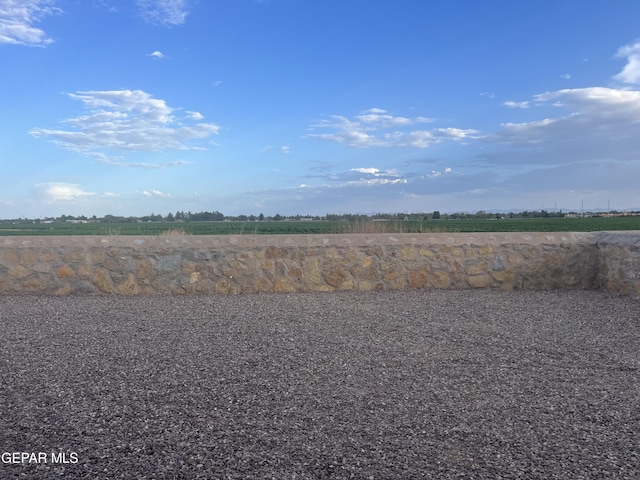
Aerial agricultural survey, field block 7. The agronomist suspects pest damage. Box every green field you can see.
[1,216,639,236]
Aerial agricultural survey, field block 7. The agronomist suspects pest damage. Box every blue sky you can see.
[2,0,640,218]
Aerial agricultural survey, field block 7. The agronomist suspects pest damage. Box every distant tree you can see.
[273,213,283,221]
[166,212,174,222]
[258,213,265,221]
[432,210,441,220]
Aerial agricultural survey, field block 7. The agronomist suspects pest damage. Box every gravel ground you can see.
[0,289,639,479]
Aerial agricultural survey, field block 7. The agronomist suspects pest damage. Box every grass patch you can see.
[0,216,638,236]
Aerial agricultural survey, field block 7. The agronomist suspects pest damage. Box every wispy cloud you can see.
[142,189,172,197]
[30,89,220,167]
[93,153,190,169]
[482,87,640,164]
[92,1,119,14]
[305,166,407,187]
[346,167,406,185]
[147,50,166,59]
[426,167,454,178]
[0,0,60,47]
[261,144,292,155]
[36,182,96,202]
[185,110,203,120]
[503,100,530,109]
[248,164,507,216]
[136,0,191,26]
[308,108,476,148]
[614,40,640,84]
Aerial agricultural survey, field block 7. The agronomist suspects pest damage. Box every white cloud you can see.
[433,128,475,140]
[0,0,60,47]
[36,182,96,202]
[143,189,172,197]
[361,107,386,114]
[185,110,203,120]
[318,166,407,186]
[355,108,434,127]
[136,0,191,26]
[351,167,380,175]
[503,100,530,109]
[482,86,640,163]
[560,73,571,80]
[309,109,475,148]
[30,89,220,166]
[147,50,166,59]
[533,87,640,115]
[614,40,640,84]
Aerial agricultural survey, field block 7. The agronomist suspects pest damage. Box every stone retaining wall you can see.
[595,232,640,297]
[0,232,638,297]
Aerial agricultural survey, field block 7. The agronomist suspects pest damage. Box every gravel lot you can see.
[1,289,639,479]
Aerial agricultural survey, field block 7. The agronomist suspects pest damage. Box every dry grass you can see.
[335,220,459,234]
[159,228,191,236]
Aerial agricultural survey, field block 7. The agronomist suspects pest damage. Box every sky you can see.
[2,0,640,218]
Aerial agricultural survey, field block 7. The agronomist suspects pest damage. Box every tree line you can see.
[5,208,635,224]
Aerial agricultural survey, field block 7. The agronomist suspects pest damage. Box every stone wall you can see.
[594,232,640,297]
[0,232,637,296]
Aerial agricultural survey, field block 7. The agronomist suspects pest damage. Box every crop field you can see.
[0,216,639,236]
